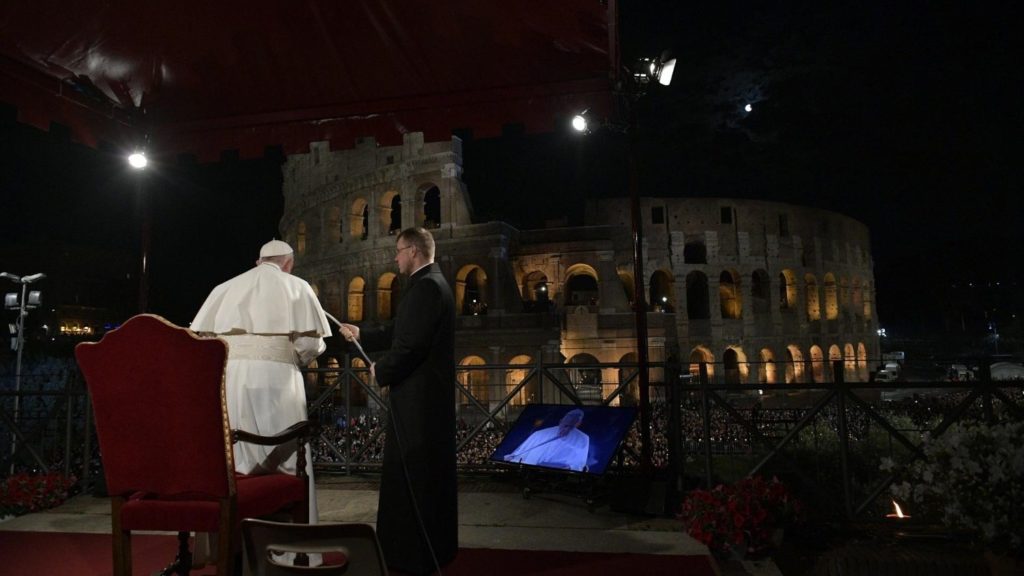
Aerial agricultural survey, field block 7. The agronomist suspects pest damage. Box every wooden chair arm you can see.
[231,420,312,446]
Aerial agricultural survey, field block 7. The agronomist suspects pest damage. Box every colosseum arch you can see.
[458,355,488,405]
[379,190,402,236]
[844,343,857,382]
[828,344,843,380]
[297,221,307,255]
[824,273,838,320]
[521,270,549,303]
[752,269,771,315]
[650,269,675,312]
[779,269,798,310]
[505,354,535,405]
[785,345,805,383]
[310,280,320,298]
[720,270,742,319]
[420,184,442,229]
[857,342,868,380]
[348,356,371,407]
[686,271,710,320]
[805,274,821,321]
[564,263,599,307]
[347,277,365,322]
[376,272,400,320]
[568,353,602,404]
[688,345,715,379]
[349,197,369,240]
[809,345,825,383]
[327,206,342,244]
[723,346,748,384]
[455,264,488,315]
[758,348,777,384]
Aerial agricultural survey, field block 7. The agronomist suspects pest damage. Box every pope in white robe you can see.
[191,239,330,531]
[505,409,590,472]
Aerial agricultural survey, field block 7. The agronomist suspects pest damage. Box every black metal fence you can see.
[2,354,1022,521]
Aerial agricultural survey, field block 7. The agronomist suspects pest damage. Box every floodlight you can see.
[27,291,42,307]
[128,152,148,169]
[657,58,676,86]
[571,111,589,133]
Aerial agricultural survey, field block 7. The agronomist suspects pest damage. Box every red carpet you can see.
[0,530,715,575]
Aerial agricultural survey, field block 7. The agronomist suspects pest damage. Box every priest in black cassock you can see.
[339,227,458,575]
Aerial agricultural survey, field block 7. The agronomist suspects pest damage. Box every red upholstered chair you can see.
[75,314,310,576]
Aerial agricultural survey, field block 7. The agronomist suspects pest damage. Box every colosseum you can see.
[280,133,880,409]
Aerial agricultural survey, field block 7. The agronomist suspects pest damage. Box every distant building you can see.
[280,134,879,409]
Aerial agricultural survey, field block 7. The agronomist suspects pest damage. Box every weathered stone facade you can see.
[281,134,879,407]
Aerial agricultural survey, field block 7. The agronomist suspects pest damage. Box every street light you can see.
[1,271,45,474]
[127,150,151,312]
[572,51,676,472]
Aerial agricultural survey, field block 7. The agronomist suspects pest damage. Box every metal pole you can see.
[10,282,27,474]
[138,175,151,313]
[629,144,652,471]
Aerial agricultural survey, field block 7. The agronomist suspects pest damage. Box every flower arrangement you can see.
[679,475,801,558]
[0,472,76,518]
[886,419,1024,555]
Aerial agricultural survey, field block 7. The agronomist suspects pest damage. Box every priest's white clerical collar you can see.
[410,261,432,276]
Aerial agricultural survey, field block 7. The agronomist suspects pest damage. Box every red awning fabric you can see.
[0,1,615,160]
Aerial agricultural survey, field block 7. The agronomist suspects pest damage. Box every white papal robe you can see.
[504,426,590,472]
[191,261,331,523]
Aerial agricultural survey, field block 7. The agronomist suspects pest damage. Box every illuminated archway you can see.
[565,263,599,307]
[505,355,535,405]
[785,345,804,383]
[522,270,549,303]
[780,269,797,310]
[350,197,369,240]
[650,270,675,312]
[688,346,715,380]
[347,276,365,322]
[376,272,400,320]
[720,269,742,319]
[857,342,868,380]
[455,264,488,315]
[809,345,825,383]
[723,346,748,384]
[828,344,843,382]
[458,356,488,405]
[567,353,602,404]
[758,348,777,384]
[844,343,857,382]
[421,185,441,229]
[379,190,401,236]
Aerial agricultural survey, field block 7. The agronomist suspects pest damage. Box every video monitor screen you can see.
[489,404,637,475]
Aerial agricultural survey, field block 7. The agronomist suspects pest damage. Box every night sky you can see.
[1,2,1021,349]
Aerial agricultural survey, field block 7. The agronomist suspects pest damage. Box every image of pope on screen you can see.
[503,408,589,472]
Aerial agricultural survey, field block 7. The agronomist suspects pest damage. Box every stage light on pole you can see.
[128,151,148,170]
[1,271,45,474]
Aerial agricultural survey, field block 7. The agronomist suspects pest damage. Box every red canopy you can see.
[0,1,616,160]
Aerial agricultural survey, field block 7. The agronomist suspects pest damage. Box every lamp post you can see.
[128,151,150,312]
[573,53,676,471]
[1,271,45,474]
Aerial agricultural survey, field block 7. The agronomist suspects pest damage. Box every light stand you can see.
[1,271,45,474]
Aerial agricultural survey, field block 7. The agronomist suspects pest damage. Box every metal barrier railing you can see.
[2,355,1021,522]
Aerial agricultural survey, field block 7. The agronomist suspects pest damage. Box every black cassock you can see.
[359,262,458,575]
